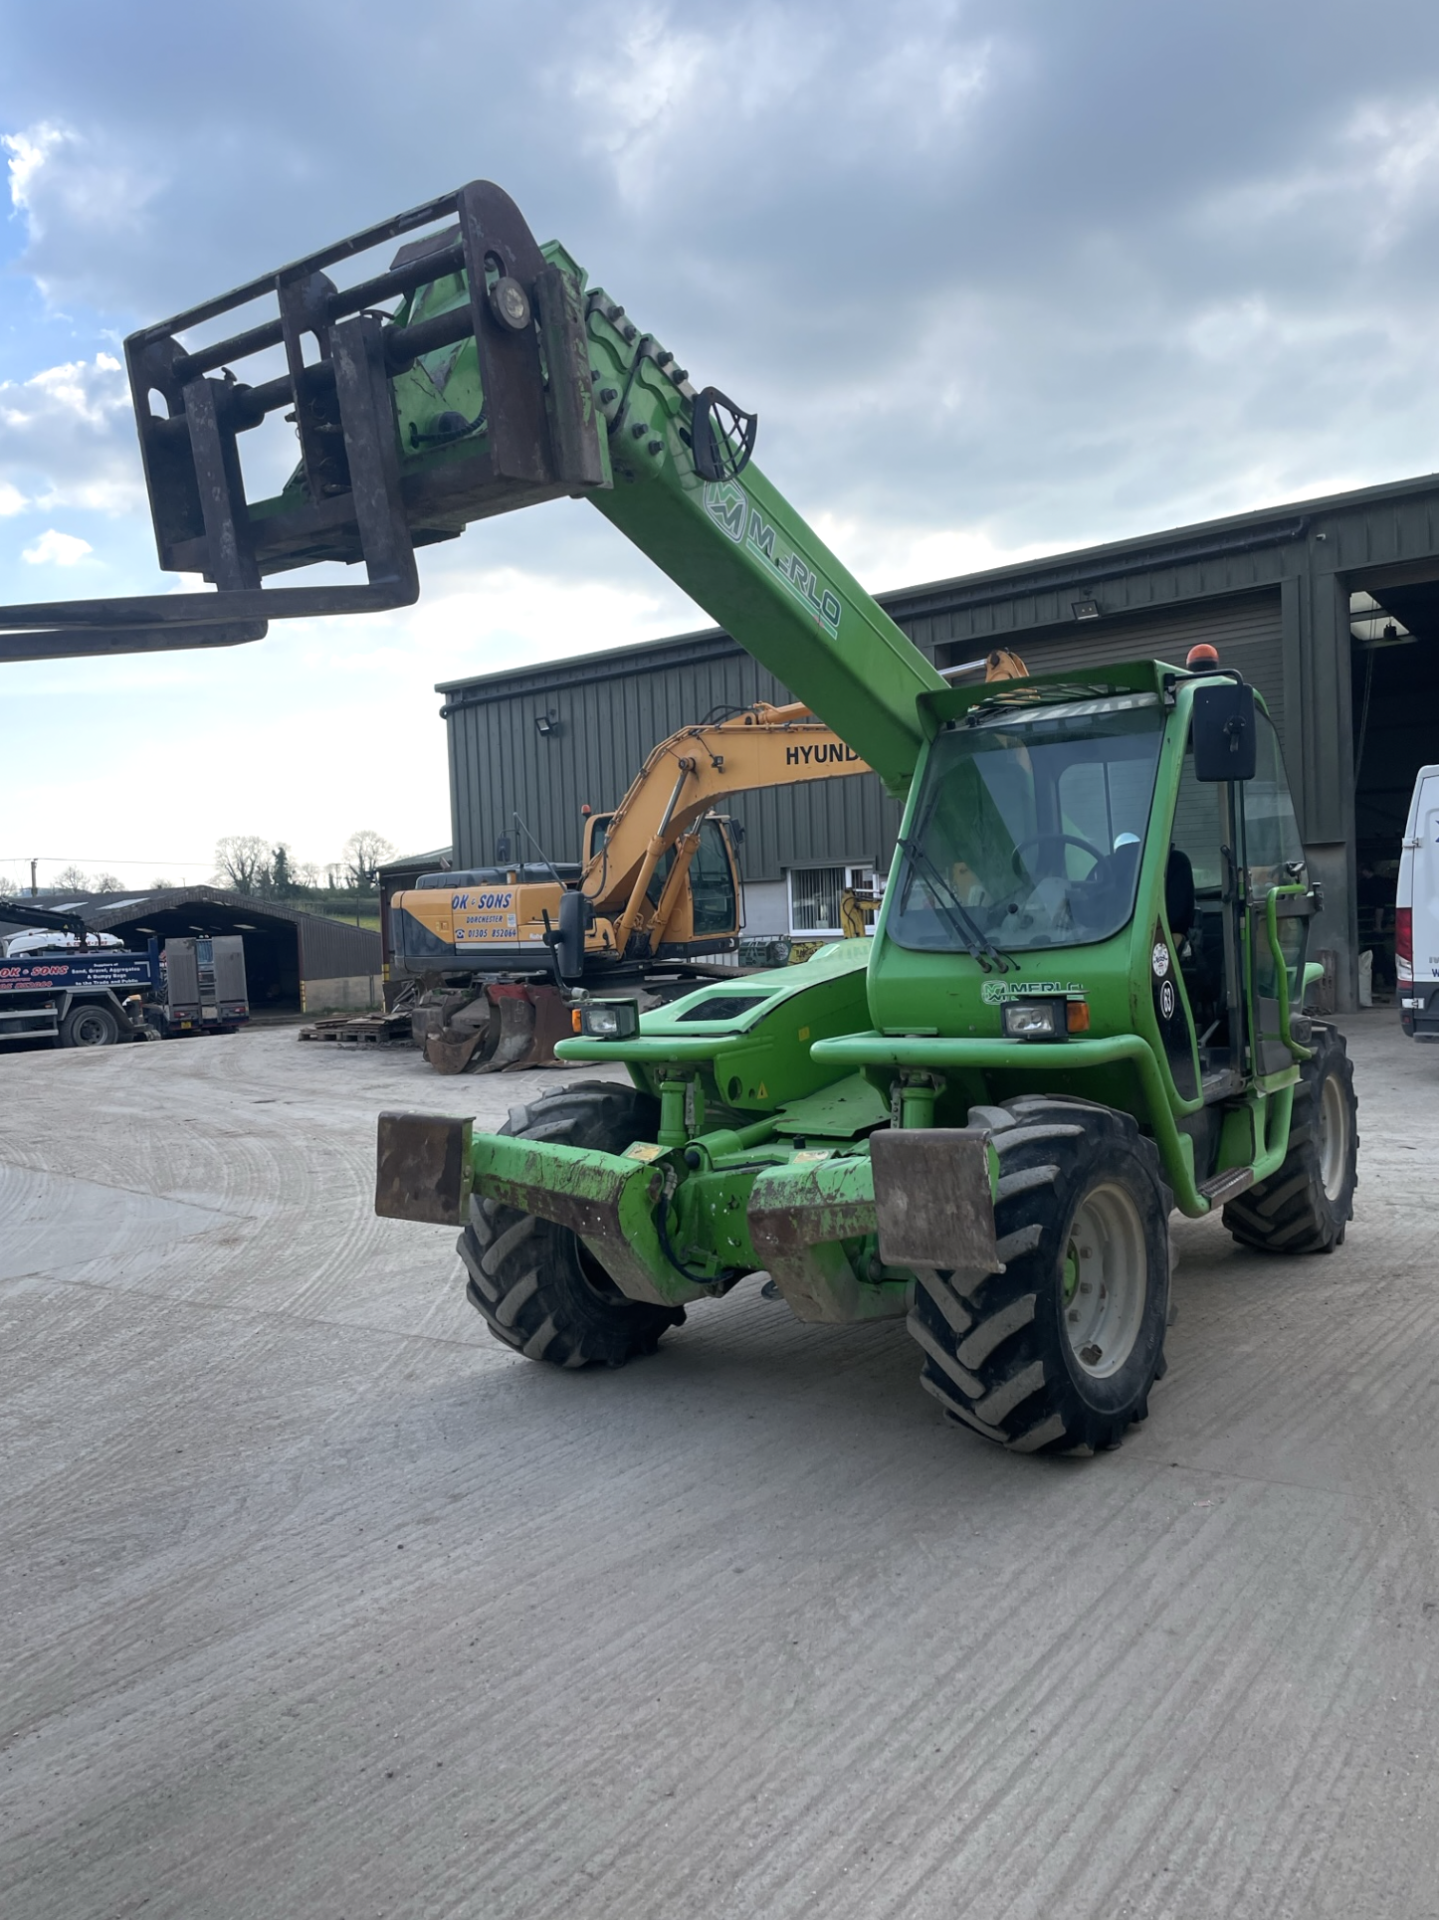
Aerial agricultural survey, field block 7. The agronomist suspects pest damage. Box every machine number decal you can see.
[1160,979,1177,1020]
[703,480,843,637]
[1151,941,1170,978]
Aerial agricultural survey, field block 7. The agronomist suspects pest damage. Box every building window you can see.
[787,864,879,935]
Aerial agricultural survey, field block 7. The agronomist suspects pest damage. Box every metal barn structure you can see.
[437,472,1439,1008]
[65,889,383,1014]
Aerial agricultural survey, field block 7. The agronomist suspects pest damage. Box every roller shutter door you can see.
[953,592,1287,744]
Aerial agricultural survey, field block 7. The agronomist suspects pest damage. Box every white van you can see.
[1399,763,1439,1041]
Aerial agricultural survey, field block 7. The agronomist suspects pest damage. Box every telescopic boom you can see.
[0,183,943,788]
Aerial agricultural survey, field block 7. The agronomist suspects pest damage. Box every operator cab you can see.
[884,659,1312,1106]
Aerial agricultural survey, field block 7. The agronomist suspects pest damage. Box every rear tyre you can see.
[59,1003,121,1048]
[459,1081,685,1368]
[907,1098,1172,1455]
[1222,1024,1357,1254]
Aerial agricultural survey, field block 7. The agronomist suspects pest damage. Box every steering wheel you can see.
[1011,832,1106,877]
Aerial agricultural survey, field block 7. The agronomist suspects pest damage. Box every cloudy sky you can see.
[4,0,1439,887]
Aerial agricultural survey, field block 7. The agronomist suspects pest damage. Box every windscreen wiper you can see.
[895,833,1012,973]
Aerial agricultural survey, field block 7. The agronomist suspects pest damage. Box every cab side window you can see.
[1244,714,1305,890]
[1168,746,1223,896]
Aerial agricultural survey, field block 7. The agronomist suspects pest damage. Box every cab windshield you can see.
[890,695,1166,954]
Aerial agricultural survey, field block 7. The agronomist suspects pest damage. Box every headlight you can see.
[578,1000,639,1039]
[1002,1000,1059,1040]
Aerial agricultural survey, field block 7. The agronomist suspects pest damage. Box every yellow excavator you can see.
[392,649,1027,1072]
[391,700,868,1071]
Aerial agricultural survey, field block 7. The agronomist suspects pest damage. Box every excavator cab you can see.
[584,811,741,946]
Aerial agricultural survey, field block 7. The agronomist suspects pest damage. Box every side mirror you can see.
[495,835,512,863]
[1191,682,1257,782]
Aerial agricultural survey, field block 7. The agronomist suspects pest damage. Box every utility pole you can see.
[29,858,37,897]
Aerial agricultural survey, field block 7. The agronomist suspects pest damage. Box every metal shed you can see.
[71,888,383,1014]
[437,470,1439,1007]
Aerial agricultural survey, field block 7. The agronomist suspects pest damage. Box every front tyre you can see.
[907,1098,1172,1455]
[1222,1024,1358,1254]
[459,1081,684,1368]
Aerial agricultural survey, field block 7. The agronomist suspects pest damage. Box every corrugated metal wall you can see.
[937,591,1287,740]
[295,915,383,980]
[443,633,919,882]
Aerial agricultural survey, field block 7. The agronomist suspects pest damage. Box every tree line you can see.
[0,831,400,901]
[213,831,398,899]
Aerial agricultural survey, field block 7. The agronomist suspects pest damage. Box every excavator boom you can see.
[581,701,868,913]
[0,183,943,787]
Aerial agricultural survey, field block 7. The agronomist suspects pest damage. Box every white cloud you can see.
[3,121,160,263]
[22,528,93,566]
[3,122,65,220]
[0,352,144,516]
[0,483,28,517]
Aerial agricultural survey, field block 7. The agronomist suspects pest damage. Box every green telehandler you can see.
[0,182,1357,1453]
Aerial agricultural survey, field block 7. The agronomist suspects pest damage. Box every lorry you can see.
[0,906,249,1048]
[0,182,1359,1453]
[155,935,251,1037]
[1398,764,1439,1040]
[0,904,159,1048]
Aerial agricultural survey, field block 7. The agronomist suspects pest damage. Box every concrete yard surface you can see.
[2,1016,1438,1919]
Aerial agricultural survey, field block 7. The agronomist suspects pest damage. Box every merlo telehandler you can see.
[0,183,1358,1453]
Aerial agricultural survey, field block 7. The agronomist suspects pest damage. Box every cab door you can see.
[1239,710,1310,1078]
[689,818,740,936]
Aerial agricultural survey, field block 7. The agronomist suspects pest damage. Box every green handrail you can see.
[1264,883,1315,1062]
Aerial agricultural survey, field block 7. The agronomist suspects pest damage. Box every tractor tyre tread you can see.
[907,1099,1171,1455]
[1221,1025,1358,1255]
[459,1081,683,1368]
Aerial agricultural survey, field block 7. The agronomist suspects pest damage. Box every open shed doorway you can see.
[1351,586,1439,997]
[105,902,303,1014]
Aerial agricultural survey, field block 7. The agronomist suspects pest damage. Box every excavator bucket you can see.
[424,1025,492,1076]
[0,183,607,663]
[423,984,573,1075]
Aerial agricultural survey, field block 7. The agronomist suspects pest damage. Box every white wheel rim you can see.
[1318,1072,1349,1201]
[1061,1182,1148,1380]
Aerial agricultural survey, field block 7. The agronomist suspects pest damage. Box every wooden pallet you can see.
[298,1012,411,1046]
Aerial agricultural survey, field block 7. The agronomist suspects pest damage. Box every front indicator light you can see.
[1003,1001,1059,1040]
[1066,1000,1091,1033]
[580,1000,640,1040]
